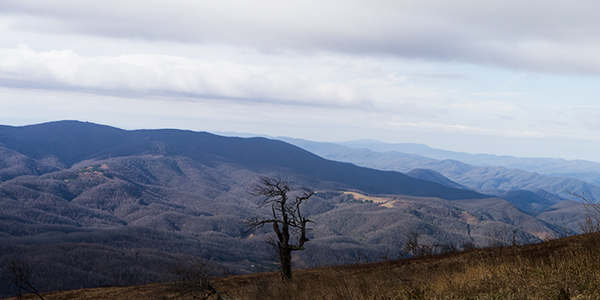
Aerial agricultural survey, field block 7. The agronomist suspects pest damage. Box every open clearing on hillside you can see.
[341,191,394,204]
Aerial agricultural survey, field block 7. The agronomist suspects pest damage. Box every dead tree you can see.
[568,190,600,233]
[246,177,314,280]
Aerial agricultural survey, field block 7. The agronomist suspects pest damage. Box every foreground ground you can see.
[5,232,600,300]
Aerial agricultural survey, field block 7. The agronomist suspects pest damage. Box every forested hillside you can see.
[0,121,587,297]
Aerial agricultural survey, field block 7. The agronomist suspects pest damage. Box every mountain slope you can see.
[499,190,560,213]
[406,168,467,190]
[0,146,59,181]
[0,121,487,200]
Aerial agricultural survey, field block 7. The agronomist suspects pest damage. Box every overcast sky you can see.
[1,0,600,161]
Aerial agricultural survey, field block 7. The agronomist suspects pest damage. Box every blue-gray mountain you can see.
[280,137,600,204]
[336,139,600,185]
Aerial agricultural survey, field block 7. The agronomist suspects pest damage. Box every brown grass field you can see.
[5,233,600,300]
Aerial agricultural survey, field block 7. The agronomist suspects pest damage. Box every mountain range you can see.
[336,139,600,185]
[0,121,589,297]
[279,137,600,205]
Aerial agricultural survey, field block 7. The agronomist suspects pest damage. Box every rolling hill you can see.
[0,121,588,297]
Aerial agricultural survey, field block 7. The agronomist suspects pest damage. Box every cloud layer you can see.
[0,45,368,106]
[2,0,600,73]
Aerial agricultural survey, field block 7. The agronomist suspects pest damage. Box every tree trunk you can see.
[280,246,293,280]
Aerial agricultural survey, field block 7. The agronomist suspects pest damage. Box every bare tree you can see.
[403,231,421,257]
[4,257,44,300]
[165,255,233,300]
[246,177,314,280]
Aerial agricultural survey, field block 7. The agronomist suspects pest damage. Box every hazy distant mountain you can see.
[336,139,600,185]
[0,121,587,296]
[280,137,600,202]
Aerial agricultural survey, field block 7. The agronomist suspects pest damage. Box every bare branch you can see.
[568,190,600,234]
[4,257,45,300]
[250,177,291,201]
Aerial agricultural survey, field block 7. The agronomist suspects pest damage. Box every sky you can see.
[1,0,600,161]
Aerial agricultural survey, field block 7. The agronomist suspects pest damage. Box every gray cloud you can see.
[408,73,471,80]
[5,1,594,41]
[1,0,600,74]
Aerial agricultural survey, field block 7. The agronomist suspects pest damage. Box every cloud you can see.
[579,113,600,131]
[408,73,471,80]
[0,45,369,107]
[452,100,521,114]
[386,119,548,139]
[2,1,600,74]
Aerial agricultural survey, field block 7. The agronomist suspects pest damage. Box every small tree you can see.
[246,177,314,280]
[4,257,44,300]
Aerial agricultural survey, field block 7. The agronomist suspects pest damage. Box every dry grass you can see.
[5,233,600,300]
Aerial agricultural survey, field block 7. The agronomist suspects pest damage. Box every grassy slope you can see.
[8,232,600,300]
